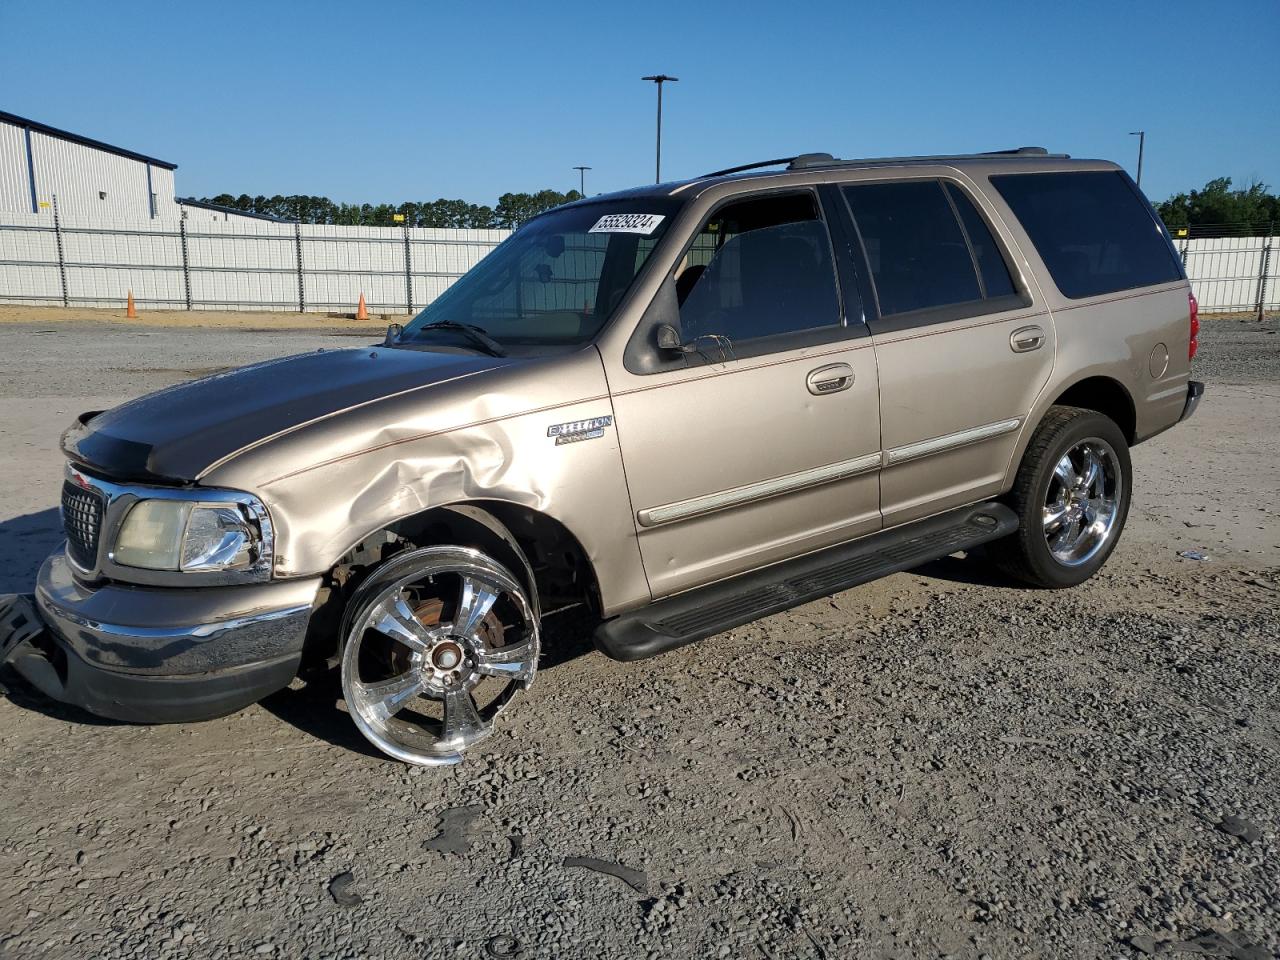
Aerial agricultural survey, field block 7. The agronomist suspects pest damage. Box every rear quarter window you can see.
[991,171,1182,299]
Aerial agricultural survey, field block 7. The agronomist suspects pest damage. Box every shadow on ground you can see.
[0,508,61,593]
[913,549,1031,589]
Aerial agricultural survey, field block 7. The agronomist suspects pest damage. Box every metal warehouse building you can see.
[0,110,180,220]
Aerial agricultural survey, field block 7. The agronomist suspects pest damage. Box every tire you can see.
[989,405,1131,588]
[339,545,541,766]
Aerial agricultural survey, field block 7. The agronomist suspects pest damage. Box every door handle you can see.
[1010,325,1046,353]
[806,363,855,395]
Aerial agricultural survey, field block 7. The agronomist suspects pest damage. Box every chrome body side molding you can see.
[637,452,881,528]
[884,417,1022,467]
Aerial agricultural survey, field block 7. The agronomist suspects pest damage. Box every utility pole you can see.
[573,165,591,197]
[642,75,678,183]
[1129,130,1145,188]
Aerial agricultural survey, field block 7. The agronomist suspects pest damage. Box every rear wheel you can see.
[989,406,1131,588]
[340,545,540,766]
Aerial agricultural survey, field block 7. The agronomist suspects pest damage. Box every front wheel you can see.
[340,545,540,766]
[989,406,1131,588]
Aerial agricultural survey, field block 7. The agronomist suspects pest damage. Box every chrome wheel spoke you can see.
[442,687,485,743]
[1079,447,1103,494]
[455,574,500,639]
[1053,454,1076,491]
[356,671,428,722]
[474,638,537,681]
[370,594,433,654]
[1043,502,1070,533]
[1051,515,1082,551]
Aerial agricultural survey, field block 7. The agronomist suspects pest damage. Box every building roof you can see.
[0,109,178,170]
[177,197,295,222]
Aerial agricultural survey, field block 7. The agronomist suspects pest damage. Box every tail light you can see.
[1188,292,1199,360]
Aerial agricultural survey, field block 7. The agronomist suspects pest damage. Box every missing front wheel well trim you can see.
[303,504,598,672]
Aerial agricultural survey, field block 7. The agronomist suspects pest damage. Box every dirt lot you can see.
[0,314,1276,960]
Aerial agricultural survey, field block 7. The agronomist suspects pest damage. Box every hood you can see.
[62,346,508,482]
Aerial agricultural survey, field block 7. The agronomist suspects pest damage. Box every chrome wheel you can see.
[341,546,539,766]
[1042,438,1123,567]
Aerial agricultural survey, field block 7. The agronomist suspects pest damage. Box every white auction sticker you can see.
[588,213,665,235]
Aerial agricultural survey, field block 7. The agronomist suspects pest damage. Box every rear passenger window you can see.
[991,171,1182,299]
[945,183,1015,299]
[842,181,979,316]
[677,193,841,345]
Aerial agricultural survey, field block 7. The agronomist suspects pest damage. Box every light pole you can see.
[573,165,591,197]
[642,74,678,183]
[1129,130,1145,188]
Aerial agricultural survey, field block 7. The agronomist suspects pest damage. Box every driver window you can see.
[675,193,841,345]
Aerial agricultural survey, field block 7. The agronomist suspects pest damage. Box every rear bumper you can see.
[1180,380,1205,422]
[4,551,319,723]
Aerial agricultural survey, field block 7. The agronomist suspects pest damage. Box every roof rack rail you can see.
[788,147,1066,170]
[701,157,800,177]
[703,147,1066,178]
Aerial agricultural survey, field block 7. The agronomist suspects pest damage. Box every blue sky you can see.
[2,0,1276,205]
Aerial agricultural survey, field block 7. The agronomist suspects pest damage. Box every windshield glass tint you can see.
[403,200,680,345]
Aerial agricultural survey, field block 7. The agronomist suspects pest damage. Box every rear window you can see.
[991,171,1182,299]
[842,180,980,316]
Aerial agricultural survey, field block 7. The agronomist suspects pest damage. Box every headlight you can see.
[114,498,271,575]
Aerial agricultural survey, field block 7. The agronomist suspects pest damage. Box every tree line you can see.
[195,189,585,229]
[200,176,1280,238]
[1154,178,1280,236]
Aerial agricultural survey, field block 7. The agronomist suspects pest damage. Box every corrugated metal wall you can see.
[29,129,155,220]
[0,123,32,213]
[150,166,180,219]
[177,203,281,224]
[1,118,176,221]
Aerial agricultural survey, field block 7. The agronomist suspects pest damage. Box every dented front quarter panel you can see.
[201,347,652,616]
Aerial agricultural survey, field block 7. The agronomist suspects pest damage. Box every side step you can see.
[593,501,1018,661]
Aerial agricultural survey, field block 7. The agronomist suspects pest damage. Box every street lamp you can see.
[573,165,592,197]
[642,74,678,183]
[1129,131,1145,188]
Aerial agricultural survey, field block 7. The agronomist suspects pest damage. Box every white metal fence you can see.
[1176,235,1277,314]
[0,210,1275,316]
[0,210,510,313]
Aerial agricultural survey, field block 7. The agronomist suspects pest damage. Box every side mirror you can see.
[384,322,403,346]
[655,323,685,352]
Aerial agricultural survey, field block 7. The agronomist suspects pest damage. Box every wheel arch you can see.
[303,499,603,671]
[1003,374,1138,491]
[1049,375,1137,443]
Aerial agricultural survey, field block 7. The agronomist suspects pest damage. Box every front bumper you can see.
[3,552,320,723]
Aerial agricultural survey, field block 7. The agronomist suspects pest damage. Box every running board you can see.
[594,501,1018,662]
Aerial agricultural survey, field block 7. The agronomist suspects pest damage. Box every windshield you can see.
[401,199,681,349]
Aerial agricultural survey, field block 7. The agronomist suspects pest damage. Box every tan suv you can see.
[1,147,1203,766]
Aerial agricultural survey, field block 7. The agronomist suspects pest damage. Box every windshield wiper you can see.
[411,321,507,357]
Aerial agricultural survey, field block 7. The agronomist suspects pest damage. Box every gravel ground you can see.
[0,316,1276,960]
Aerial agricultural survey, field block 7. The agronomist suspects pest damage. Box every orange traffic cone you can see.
[355,293,368,322]
[126,290,137,319]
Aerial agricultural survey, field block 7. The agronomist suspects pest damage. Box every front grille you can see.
[61,481,105,569]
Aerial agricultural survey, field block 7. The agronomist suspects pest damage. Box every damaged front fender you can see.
[203,348,652,617]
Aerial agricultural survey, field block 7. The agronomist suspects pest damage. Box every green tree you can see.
[1157,178,1279,236]
[196,187,584,229]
